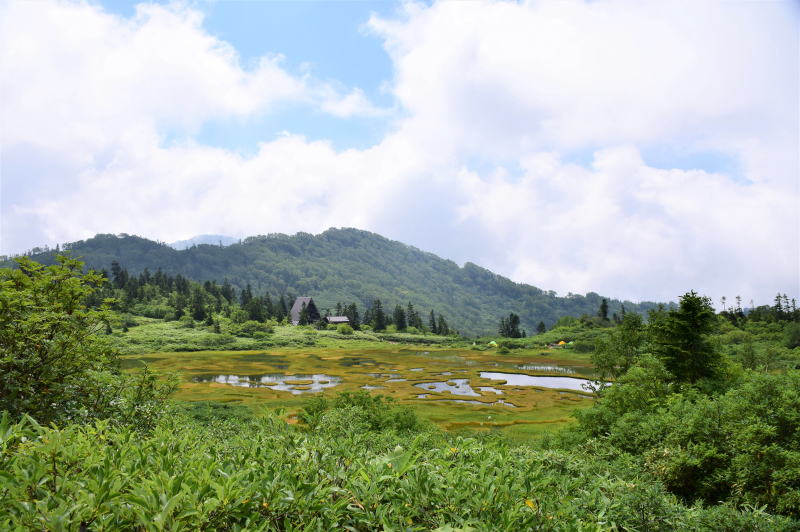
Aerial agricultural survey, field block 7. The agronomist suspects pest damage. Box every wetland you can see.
[123,346,597,437]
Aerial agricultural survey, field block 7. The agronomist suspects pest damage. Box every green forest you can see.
[1,256,799,530]
[2,229,664,336]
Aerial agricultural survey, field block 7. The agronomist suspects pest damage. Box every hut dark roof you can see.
[290,297,320,325]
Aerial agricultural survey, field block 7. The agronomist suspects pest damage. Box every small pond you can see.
[193,373,342,394]
[479,372,593,392]
[415,379,480,396]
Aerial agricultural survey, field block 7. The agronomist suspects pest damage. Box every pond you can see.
[414,379,481,396]
[193,373,342,394]
[479,371,594,392]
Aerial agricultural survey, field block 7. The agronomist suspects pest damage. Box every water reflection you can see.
[516,364,575,374]
[414,379,480,396]
[479,372,592,392]
[193,373,341,394]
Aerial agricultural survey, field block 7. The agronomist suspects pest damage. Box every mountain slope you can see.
[9,228,664,335]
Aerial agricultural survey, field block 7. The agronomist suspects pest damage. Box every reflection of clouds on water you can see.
[479,372,592,392]
[193,374,341,394]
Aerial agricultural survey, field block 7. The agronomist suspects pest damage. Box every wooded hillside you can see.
[9,228,663,335]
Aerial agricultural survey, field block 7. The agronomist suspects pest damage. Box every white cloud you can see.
[1,0,797,306]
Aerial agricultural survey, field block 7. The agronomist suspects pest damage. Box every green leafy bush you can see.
[337,323,354,335]
[1,409,794,531]
[236,320,271,337]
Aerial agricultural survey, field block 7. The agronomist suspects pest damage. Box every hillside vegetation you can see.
[6,228,663,336]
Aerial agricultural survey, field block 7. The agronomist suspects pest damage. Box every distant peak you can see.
[169,234,237,250]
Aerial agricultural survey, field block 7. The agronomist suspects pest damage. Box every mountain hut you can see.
[290,297,321,325]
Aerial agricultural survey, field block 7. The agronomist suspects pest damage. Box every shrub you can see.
[785,322,800,349]
[337,323,354,335]
[0,256,175,428]
[230,308,249,324]
[236,320,269,337]
[300,390,425,434]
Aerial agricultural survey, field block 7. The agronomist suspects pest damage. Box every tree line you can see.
[101,260,454,335]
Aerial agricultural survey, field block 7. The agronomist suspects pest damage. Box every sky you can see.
[1,0,798,306]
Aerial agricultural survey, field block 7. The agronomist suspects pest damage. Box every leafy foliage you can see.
[0,257,175,427]
[1,402,794,530]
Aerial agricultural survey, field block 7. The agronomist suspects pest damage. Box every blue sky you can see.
[1,0,797,304]
[108,0,399,153]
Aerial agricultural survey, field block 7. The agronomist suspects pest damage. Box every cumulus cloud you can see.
[1,0,797,305]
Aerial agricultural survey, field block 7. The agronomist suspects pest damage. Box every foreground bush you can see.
[0,257,175,428]
[576,362,800,517]
[1,408,795,531]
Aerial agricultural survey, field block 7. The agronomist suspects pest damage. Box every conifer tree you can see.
[437,314,450,336]
[372,300,386,331]
[344,303,360,329]
[393,305,407,331]
[598,298,609,321]
[649,291,720,383]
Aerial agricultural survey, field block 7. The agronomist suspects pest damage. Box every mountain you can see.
[6,228,664,335]
[169,234,238,250]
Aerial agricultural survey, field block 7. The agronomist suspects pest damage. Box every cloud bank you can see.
[1,0,797,304]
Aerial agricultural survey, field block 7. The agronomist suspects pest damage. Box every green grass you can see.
[110,319,457,355]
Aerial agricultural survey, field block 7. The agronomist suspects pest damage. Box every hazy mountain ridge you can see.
[8,228,665,335]
[169,234,238,250]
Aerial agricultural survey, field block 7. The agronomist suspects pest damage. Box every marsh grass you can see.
[124,346,596,441]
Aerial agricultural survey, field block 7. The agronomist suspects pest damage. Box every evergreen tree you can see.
[263,294,274,319]
[246,297,265,322]
[437,314,450,336]
[221,279,235,303]
[393,305,407,331]
[429,310,438,334]
[649,291,720,383]
[537,321,546,334]
[110,260,126,289]
[598,298,609,321]
[372,300,387,331]
[499,313,521,338]
[344,303,360,329]
[190,286,206,321]
[278,296,288,321]
[240,284,253,306]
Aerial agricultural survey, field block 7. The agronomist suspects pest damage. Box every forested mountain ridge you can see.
[7,228,664,335]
